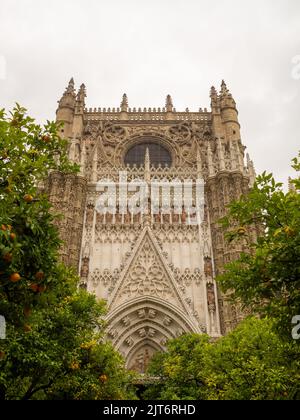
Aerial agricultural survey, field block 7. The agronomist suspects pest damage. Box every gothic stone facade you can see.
[46,79,256,372]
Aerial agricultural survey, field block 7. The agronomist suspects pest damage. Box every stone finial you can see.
[166,94,173,112]
[121,93,128,112]
[57,78,76,113]
[77,83,86,103]
[66,77,75,95]
[210,86,217,98]
[220,79,229,96]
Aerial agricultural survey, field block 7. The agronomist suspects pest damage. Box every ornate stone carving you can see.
[122,317,131,327]
[120,237,175,300]
[104,124,127,143]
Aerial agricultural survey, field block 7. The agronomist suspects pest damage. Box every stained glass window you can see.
[124,139,172,168]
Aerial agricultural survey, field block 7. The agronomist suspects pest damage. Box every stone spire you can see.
[220,80,229,96]
[218,138,226,171]
[92,147,98,183]
[210,86,218,99]
[77,83,86,104]
[58,77,76,106]
[144,147,150,183]
[75,84,86,117]
[196,147,203,178]
[66,77,75,94]
[166,94,173,112]
[121,94,128,112]
[207,143,214,177]
[246,153,256,186]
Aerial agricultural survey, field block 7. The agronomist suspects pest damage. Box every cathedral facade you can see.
[46,79,256,372]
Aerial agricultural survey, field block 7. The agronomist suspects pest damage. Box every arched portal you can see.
[106,297,199,372]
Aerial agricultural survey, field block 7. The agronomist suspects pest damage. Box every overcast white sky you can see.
[0,0,299,185]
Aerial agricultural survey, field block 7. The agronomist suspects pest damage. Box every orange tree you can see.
[218,155,300,340]
[143,317,300,400]
[0,106,135,400]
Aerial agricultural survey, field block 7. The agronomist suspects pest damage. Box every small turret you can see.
[166,94,173,111]
[219,80,240,140]
[56,78,76,138]
[210,85,222,138]
[121,94,128,112]
[120,94,128,120]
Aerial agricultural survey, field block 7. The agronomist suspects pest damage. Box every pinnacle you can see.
[121,93,128,109]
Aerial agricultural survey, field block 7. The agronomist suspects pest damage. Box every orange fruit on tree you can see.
[3,253,13,263]
[10,273,21,283]
[1,224,7,231]
[237,227,247,235]
[35,271,45,281]
[29,283,39,292]
[42,134,51,143]
[70,362,80,370]
[10,233,16,241]
[99,374,108,383]
[24,194,33,203]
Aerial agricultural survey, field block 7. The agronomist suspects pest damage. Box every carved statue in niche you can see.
[125,211,131,224]
[154,213,161,223]
[82,242,90,259]
[207,283,216,311]
[86,205,94,225]
[173,212,179,223]
[81,257,90,278]
[204,257,213,277]
[181,207,187,224]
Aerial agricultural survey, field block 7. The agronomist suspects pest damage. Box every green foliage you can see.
[204,317,300,400]
[218,155,300,339]
[0,106,135,400]
[144,318,300,400]
[144,334,210,400]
